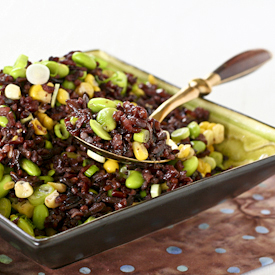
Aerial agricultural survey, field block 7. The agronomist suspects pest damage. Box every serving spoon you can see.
[74,49,272,164]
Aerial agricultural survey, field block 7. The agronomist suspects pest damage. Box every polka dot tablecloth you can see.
[1,175,275,275]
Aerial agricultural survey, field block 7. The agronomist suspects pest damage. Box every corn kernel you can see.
[207,123,216,130]
[31,118,47,135]
[203,129,214,146]
[103,159,119,173]
[199,121,210,129]
[85,73,98,87]
[45,190,60,208]
[207,144,215,153]
[57,88,70,105]
[197,158,211,177]
[47,82,54,87]
[11,135,18,141]
[29,84,52,103]
[11,200,34,218]
[132,141,149,161]
[5,83,22,100]
[3,181,15,190]
[212,124,225,144]
[177,144,191,159]
[47,182,67,193]
[166,138,179,151]
[130,102,137,106]
[36,112,54,131]
[75,82,94,98]
[148,74,157,85]
[94,86,101,91]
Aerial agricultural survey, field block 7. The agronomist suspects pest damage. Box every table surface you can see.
[1,175,275,275]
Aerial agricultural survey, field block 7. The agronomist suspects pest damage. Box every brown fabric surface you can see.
[1,176,275,275]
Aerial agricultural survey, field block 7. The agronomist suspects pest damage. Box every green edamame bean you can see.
[0,175,13,198]
[107,189,113,197]
[3,66,13,75]
[72,52,97,70]
[125,171,144,189]
[182,156,199,177]
[171,127,190,142]
[96,107,117,132]
[48,169,55,177]
[133,129,150,143]
[89,119,112,140]
[28,184,55,206]
[84,216,96,223]
[39,176,54,184]
[110,71,127,95]
[140,190,147,198]
[10,67,26,79]
[11,215,35,237]
[209,151,223,166]
[0,163,4,181]
[20,158,41,176]
[88,98,117,113]
[54,123,70,140]
[0,197,11,218]
[188,121,200,139]
[78,70,87,80]
[84,165,99,177]
[13,54,28,69]
[62,79,76,90]
[119,165,129,179]
[32,204,49,230]
[0,116,7,128]
[94,57,108,69]
[45,140,53,149]
[41,61,59,77]
[57,63,70,78]
[191,140,206,154]
[113,100,123,106]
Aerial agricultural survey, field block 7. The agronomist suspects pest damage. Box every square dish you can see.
[0,50,275,268]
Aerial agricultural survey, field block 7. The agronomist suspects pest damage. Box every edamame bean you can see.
[133,129,150,143]
[191,140,206,154]
[54,123,70,140]
[209,151,223,166]
[182,156,199,177]
[94,57,108,69]
[110,71,127,95]
[10,215,35,237]
[89,119,112,140]
[84,216,96,223]
[84,165,99,177]
[0,163,4,181]
[113,100,123,106]
[0,175,13,198]
[88,98,117,113]
[20,158,41,176]
[119,165,129,179]
[0,116,8,127]
[140,190,147,198]
[3,66,12,75]
[188,121,200,139]
[107,189,113,197]
[10,67,26,79]
[0,197,11,218]
[171,127,190,142]
[32,204,49,230]
[45,140,53,149]
[96,107,117,132]
[41,61,58,77]
[39,176,54,184]
[28,184,55,206]
[62,79,76,90]
[72,52,97,70]
[125,171,144,189]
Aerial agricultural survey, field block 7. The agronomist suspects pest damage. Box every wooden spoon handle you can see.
[211,49,272,85]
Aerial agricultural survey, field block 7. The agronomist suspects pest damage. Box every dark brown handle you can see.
[213,49,272,84]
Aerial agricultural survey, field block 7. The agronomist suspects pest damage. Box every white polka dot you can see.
[261,209,271,215]
[38,273,45,275]
[253,194,264,200]
[227,266,240,273]
[198,223,209,229]
[166,246,182,254]
[259,257,274,266]
[120,265,135,273]
[220,208,234,214]
[242,235,255,240]
[177,265,188,272]
[79,267,91,274]
[255,226,269,234]
[167,225,174,229]
[215,248,226,254]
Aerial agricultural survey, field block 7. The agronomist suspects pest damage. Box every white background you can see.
[1,0,275,126]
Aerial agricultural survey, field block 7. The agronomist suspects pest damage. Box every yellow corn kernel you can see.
[31,118,47,135]
[85,74,98,87]
[75,82,94,98]
[57,88,70,105]
[207,123,216,130]
[212,124,225,144]
[130,102,137,106]
[203,129,214,146]
[103,159,119,173]
[207,144,215,153]
[47,82,54,87]
[3,181,15,190]
[177,144,191,159]
[197,158,211,177]
[199,121,210,130]
[11,200,34,218]
[132,141,149,161]
[166,138,179,151]
[36,112,54,131]
[148,74,157,85]
[45,190,60,208]
[11,135,18,141]
[47,182,67,193]
[29,84,52,104]
[94,86,101,91]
